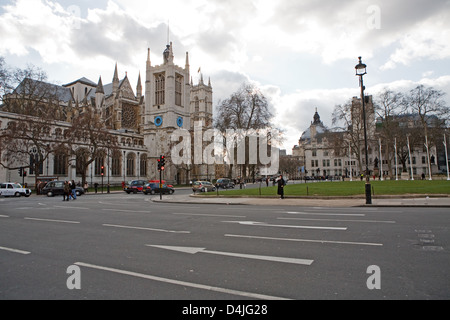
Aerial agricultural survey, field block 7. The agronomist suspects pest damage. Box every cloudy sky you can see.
[1,0,450,152]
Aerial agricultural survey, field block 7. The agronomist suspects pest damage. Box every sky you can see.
[1,0,450,153]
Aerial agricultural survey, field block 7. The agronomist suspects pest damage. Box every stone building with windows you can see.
[293,98,441,180]
[0,42,214,187]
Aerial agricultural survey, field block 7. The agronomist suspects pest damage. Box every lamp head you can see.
[355,56,367,76]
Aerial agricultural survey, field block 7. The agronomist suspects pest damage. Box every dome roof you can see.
[299,109,327,142]
[300,124,326,141]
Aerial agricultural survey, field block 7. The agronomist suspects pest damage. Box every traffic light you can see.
[157,158,161,171]
[18,167,23,177]
[23,170,27,177]
[160,155,165,171]
[101,165,104,176]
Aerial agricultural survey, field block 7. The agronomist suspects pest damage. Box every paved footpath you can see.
[154,193,450,207]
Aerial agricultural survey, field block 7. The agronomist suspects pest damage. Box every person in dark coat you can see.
[277,175,285,199]
[71,180,77,200]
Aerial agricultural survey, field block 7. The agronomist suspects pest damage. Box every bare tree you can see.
[403,85,449,178]
[374,89,405,177]
[214,82,281,180]
[0,57,11,104]
[66,104,118,186]
[332,99,364,173]
[0,61,65,186]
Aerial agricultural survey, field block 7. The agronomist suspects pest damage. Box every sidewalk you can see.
[153,194,450,207]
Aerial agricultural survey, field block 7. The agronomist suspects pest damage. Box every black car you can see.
[42,181,85,197]
[143,183,175,195]
[215,178,235,189]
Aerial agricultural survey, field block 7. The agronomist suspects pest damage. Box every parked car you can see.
[124,180,148,194]
[192,181,216,193]
[143,183,175,195]
[41,181,85,197]
[215,178,235,189]
[0,182,32,197]
[148,180,173,188]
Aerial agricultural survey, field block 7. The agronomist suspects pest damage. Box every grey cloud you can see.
[194,30,240,61]
[71,14,186,66]
[270,0,448,33]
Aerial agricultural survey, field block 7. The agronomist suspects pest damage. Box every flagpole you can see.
[394,138,398,181]
[407,135,414,180]
[444,134,450,181]
[349,143,352,182]
[425,135,432,180]
[379,138,383,181]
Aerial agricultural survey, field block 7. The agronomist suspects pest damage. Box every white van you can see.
[0,182,32,197]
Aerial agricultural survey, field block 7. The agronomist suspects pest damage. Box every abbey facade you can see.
[0,43,214,187]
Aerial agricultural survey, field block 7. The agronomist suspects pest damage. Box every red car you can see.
[124,180,148,194]
[149,180,173,188]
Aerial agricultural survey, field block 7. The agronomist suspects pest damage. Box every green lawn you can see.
[208,180,450,197]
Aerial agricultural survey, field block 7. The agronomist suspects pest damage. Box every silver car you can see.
[192,181,216,193]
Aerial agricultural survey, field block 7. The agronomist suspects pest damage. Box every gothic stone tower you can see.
[143,42,213,183]
[190,73,214,180]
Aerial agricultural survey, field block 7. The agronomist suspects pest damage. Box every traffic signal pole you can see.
[157,155,165,200]
[160,168,162,200]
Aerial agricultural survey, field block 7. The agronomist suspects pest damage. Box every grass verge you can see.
[204,180,450,197]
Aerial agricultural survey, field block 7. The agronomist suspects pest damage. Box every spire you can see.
[96,76,104,109]
[208,77,211,87]
[96,76,104,94]
[113,63,119,93]
[185,52,189,68]
[113,63,119,81]
[136,72,142,97]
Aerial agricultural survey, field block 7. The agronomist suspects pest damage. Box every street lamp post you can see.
[355,57,372,205]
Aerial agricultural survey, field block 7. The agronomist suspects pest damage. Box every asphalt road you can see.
[0,192,449,302]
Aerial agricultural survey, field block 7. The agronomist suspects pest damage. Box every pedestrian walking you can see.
[71,180,77,200]
[63,181,71,201]
[84,181,89,193]
[94,182,99,193]
[277,175,286,199]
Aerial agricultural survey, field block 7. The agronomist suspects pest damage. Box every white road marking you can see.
[0,215,9,218]
[0,246,31,255]
[53,206,90,210]
[278,217,396,224]
[225,234,383,247]
[310,207,379,211]
[223,221,347,231]
[308,208,403,213]
[24,217,80,224]
[284,212,365,217]
[173,213,246,218]
[148,245,314,266]
[74,262,290,300]
[103,224,190,234]
[102,209,151,213]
